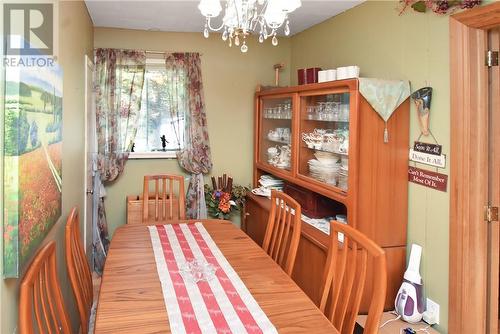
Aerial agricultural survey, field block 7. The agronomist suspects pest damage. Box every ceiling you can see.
[84,0,364,36]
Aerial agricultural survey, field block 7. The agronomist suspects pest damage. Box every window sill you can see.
[128,151,178,159]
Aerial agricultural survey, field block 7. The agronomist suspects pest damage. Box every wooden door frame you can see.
[449,3,500,333]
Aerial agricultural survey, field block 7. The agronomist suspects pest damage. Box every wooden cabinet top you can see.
[256,79,359,97]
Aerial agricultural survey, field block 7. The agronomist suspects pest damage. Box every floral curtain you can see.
[165,53,212,219]
[93,48,146,273]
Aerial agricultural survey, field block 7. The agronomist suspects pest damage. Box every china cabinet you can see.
[246,79,410,310]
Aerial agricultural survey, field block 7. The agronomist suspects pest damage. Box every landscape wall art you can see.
[3,58,63,278]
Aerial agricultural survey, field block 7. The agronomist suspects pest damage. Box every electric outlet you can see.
[426,298,440,325]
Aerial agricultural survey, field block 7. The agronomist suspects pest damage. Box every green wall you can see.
[290,1,450,332]
[0,1,94,333]
[93,28,291,237]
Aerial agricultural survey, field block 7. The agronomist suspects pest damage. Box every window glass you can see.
[131,63,185,156]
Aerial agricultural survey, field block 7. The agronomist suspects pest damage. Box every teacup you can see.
[268,130,279,140]
[324,133,336,142]
[280,145,291,153]
[310,133,323,144]
[267,146,278,155]
[302,133,315,148]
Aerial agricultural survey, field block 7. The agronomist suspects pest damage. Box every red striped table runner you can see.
[148,223,278,334]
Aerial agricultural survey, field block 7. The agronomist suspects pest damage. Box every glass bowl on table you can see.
[179,259,217,283]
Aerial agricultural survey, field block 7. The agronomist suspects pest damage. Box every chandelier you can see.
[198,0,302,53]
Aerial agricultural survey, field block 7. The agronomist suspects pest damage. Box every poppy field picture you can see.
[3,60,63,277]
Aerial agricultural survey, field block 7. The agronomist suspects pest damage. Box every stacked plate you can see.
[258,175,284,190]
[338,166,348,190]
[308,159,339,185]
[314,151,340,164]
[252,175,284,198]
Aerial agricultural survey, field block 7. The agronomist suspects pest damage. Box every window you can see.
[129,58,185,159]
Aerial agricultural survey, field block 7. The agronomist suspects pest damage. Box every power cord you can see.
[379,310,401,328]
[380,310,432,334]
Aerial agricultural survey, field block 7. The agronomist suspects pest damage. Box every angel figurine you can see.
[160,135,167,151]
[411,87,433,136]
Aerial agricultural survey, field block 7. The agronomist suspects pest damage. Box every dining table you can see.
[93,219,338,333]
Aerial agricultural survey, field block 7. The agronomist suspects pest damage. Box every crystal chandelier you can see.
[198,0,302,53]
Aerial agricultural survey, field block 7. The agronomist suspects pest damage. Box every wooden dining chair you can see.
[262,190,302,276]
[66,208,94,334]
[143,174,186,223]
[319,221,387,334]
[19,241,72,334]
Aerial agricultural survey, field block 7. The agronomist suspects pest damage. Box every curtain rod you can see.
[140,49,204,56]
[94,48,203,56]
[129,49,203,56]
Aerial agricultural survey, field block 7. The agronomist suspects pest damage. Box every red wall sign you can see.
[408,166,448,192]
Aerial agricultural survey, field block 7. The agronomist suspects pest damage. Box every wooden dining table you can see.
[94,219,338,333]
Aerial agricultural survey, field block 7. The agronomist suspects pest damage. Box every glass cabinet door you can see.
[258,96,294,173]
[298,91,350,192]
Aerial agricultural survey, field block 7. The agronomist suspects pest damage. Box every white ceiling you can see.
[84,0,364,36]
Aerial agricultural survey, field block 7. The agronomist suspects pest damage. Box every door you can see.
[84,54,97,261]
[449,3,500,332]
[487,27,500,334]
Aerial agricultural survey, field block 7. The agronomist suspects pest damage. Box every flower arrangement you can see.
[399,0,481,15]
[204,174,249,220]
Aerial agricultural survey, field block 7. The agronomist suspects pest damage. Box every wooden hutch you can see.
[243,79,409,311]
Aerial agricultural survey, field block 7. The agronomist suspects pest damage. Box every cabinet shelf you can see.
[303,117,349,123]
[265,137,291,145]
[300,144,349,157]
[263,117,292,120]
[255,162,293,179]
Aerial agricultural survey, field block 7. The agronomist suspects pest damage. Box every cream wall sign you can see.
[409,149,446,168]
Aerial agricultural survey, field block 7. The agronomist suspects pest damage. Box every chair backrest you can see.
[19,241,72,334]
[319,221,387,334]
[143,174,186,223]
[66,208,93,334]
[262,190,302,276]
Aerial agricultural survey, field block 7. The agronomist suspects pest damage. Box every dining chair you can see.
[262,190,302,276]
[319,221,387,334]
[66,208,95,334]
[19,241,72,334]
[143,174,186,223]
